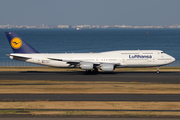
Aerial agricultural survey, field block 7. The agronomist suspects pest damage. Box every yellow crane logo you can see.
[11,37,22,49]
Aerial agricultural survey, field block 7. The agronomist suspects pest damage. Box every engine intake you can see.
[80,62,93,70]
[101,64,114,72]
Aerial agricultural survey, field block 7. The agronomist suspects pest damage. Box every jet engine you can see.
[80,62,94,70]
[100,64,114,72]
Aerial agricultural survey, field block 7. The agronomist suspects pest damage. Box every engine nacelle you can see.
[101,64,114,72]
[80,62,94,70]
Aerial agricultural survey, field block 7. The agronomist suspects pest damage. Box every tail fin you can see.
[5,32,39,53]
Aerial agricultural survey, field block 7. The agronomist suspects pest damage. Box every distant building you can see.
[0,23,180,29]
[82,25,91,28]
[58,25,69,28]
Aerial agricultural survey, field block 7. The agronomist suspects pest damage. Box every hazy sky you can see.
[0,0,180,26]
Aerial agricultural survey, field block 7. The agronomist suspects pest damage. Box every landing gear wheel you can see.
[85,70,91,73]
[93,68,99,73]
[157,67,160,74]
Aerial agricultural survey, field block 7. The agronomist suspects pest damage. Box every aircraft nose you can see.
[172,56,175,62]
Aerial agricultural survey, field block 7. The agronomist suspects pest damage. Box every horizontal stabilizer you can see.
[7,54,31,61]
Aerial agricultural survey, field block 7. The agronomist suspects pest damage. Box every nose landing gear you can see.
[157,67,160,74]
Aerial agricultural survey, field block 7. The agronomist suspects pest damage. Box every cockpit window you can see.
[161,52,165,54]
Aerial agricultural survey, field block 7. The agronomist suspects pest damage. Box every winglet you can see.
[5,32,39,53]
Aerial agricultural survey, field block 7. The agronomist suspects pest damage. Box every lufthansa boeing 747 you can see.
[5,32,175,73]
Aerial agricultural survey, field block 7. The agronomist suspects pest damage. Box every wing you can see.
[48,58,80,65]
[48,57,120,66]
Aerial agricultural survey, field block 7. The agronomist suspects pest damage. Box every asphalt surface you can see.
[0,71,180,102]
[1,94,180,101]
[1,71,180,119]
[0,71,180,83]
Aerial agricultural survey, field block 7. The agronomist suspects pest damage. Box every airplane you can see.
[5,32,175,73]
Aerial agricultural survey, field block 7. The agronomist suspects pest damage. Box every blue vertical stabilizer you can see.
[5,32,39,53]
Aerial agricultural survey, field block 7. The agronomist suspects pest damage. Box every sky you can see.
[0,0,180,26]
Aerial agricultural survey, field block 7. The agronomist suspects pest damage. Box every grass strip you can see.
[30,111,180,116]
[0,101,180,110]
[0,110,180,116]
[0,101,180,116]
[0,80,180,94]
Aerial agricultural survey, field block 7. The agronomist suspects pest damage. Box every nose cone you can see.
[163,53,175,65]
[171,56,176,62]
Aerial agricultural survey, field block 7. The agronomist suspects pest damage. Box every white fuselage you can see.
[9,50,175,68]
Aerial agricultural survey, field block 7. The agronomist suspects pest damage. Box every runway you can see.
[1,94,180,101]
[0,71,180,83]
[1,71,180,118]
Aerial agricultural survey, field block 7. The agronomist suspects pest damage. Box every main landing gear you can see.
[157,67,160,74]
[93,67,98,73]
[85,68,99,74]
